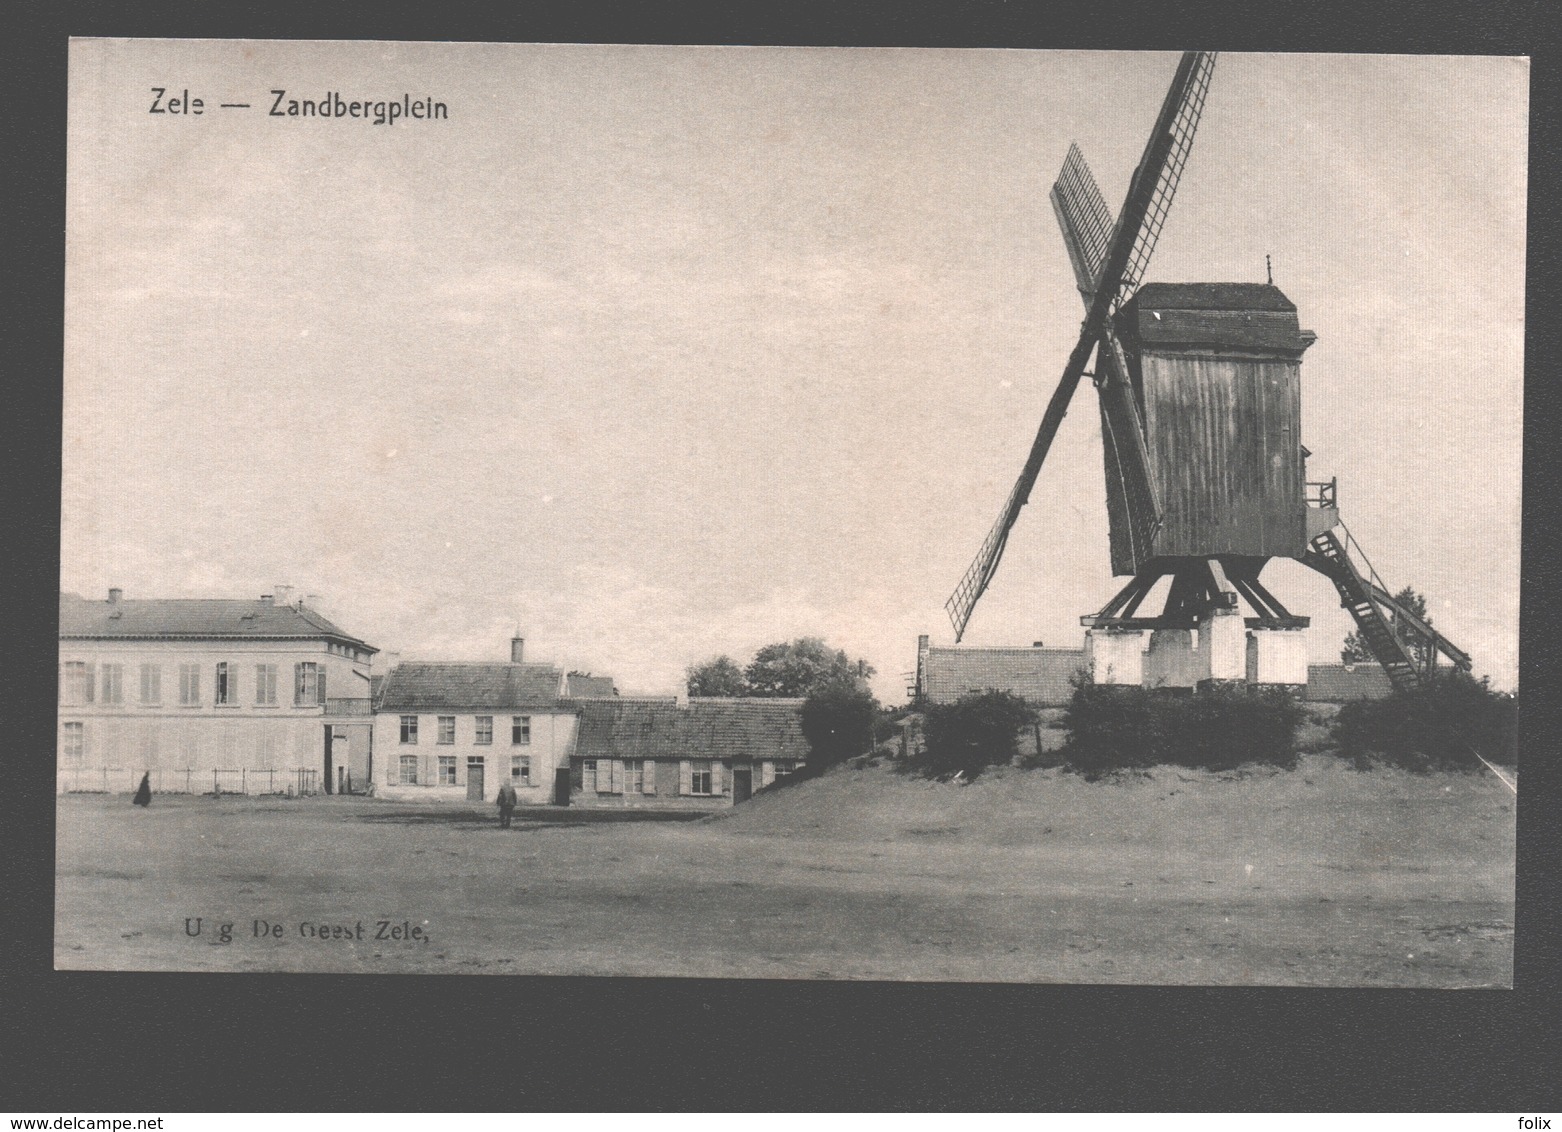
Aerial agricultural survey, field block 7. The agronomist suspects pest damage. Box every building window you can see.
[474,716,493,745]
[61,721,84,764]
[690,760,713,796]
[179,664,200,706]
[99,663,124,704]
[398,755,418,784]
[512,716,531,745]
[625,759,643,793]
[774,762,795,779]
[62,661,93,704]
[438,755,457,785]
[294,662,323,705]
[214,662,234,705]
[400,715,418,744]
[582,759,596,791]
[140,664,161,705]
[510,755,530,784]
[255,664,277,705]
[437,716,455,744]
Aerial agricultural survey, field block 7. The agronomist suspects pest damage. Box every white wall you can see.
[372,710,577,804]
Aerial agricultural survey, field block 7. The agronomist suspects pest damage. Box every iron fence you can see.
[58,766,321,796]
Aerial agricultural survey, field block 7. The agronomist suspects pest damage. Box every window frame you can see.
[398,754,419,784]
[437,716,456,745]
[399,715,419,744]
[511,715,531,745]
[510,755,530,785]
[690,759,713,796]
[214,661,233,706]
[474,715,493,745]
[437,755,457,785]
[61,721,84,764]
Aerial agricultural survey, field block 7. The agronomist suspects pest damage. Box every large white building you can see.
[57,589,378,795]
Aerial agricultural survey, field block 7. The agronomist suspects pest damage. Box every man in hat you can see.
[495,778,518,829]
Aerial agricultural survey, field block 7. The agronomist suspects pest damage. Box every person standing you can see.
[496,779,517,829]
[132,772,151,807]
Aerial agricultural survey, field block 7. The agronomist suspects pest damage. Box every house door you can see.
[322,725,334,794]
[553,766,571,806]
[733,766,753,804]
[332,728,351,793]
[466,757,485,802]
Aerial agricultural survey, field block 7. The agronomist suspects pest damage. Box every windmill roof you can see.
[376,662,564,712]
[1304,663,1394,702]
[922,646,1087,707]
[1127,282,1297,312]
[574,698,809,764]
[58,592,375,650]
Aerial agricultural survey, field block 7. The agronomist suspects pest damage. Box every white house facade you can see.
[371,643,580,805]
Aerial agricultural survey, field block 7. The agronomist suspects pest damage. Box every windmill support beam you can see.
[1081,557,1308,630]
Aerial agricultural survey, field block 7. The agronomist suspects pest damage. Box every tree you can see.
[685,655,749,697]
[1342,586,1430,666]
[921,690,1036,780]
[744,637,875,697]
[800,683,879,771]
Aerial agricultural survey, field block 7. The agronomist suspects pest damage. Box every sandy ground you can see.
[54,755,1515,985]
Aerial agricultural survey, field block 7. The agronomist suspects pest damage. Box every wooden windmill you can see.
[945,51,1470,691]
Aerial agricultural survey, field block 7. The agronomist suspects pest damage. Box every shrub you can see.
[1331,671,1516,772]
[1060,679,1305,776]
[920,690,1036,780]
[800,683,879,771]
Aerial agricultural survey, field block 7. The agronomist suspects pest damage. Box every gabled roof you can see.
[1305,663,1394,702]
[922,646,1087,707]
[376,662,564,712]
[574,697,808,764]
[58,592,374,651]
[563,673,618,698]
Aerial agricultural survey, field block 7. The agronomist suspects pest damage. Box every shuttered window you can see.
[690,760,713,796]
[679,759,692,796]
[214,662,233,705]
[140,664,162,705]
[583,759,597,792]
[179,664,200,706]
[255,664,277,705]
[63,662,94,704]
[643,760,657,795]
[399,755,418,784]
[101,664,124,704]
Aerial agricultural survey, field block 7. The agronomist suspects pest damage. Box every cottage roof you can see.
[376,662,564,712]
[1304,663,1394,702]
[922,646,1087,707]
[58,592,375,651]
[575,697,809,764]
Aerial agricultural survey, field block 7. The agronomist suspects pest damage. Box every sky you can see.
[63,42,1528,699]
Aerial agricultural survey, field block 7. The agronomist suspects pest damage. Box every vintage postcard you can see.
[58,40,1524,983]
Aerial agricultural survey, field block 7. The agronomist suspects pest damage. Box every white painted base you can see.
[1247,628,1310,687]
[1085,628,1145,686]
[1196,608,1248,684]
[1145,628,1196,689]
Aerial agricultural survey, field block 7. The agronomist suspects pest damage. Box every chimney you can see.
[674,689,689,708]
[274,584,294,608]
[259,594,274,606]
[107,588,122,603]
[510,636,525,664]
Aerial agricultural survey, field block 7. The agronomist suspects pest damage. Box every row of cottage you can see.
[57,589,806,807]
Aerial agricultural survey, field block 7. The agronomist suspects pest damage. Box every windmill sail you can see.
[945,51,1216,641]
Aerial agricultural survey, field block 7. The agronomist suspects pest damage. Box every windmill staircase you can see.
[1302,524,1472,693]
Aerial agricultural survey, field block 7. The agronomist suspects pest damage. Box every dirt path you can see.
[55,756,1515,985]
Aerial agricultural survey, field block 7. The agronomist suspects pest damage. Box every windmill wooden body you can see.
[945,52,1471,691]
